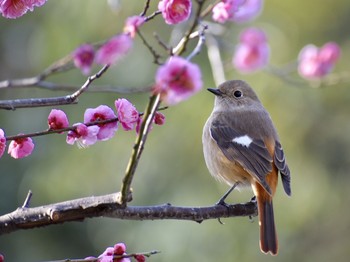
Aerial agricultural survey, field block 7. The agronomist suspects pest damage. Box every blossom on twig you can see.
[124,15,146,38]
[0,0,46,19]
[0,129,6,158]
[115,98,139,131]
[66,123,100,148]
[73,44,95,75]
[95,34,133,66]
[158,0,192,25]
[84,105,118,141]
[153,56,202,105]
[298,42,340,80]
[48,109,69,131]
[8,136,34,159]
[233,27,270,73]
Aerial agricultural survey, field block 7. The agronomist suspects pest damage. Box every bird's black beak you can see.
[207,88,223,96]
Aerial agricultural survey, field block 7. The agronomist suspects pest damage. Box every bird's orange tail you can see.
[257,195,278,255]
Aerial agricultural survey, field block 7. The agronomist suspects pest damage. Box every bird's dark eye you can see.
[234,90,242,98]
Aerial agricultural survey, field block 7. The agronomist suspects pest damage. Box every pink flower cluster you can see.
[72,15,146,75]
[84,243,146,262]
[0,99,165,159]
[153,56,202,105]
[0,0,46,19]
[212,0,263,24]
[298,42,340,80]
[0,129,35,159]
[73,34,133,75]
[233,27,270,73]
[158,0,192,25]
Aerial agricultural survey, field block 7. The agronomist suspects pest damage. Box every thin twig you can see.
[22,190,33,208]
[200,0,221,18]
[137,30,163,64]
[140,0,152,17]
[0,65,110,110]
[186,24,208,61]
[0,80,151,94]
[144,10,162,22]
[172,0,206,56]
[120,94,161,205]
[154,32,172,54]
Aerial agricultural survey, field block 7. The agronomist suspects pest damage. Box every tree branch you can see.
[0,65,109,110]
[0,192,257,235]
[120,94,161,205]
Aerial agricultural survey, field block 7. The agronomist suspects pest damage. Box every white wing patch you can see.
[232,135,253,147]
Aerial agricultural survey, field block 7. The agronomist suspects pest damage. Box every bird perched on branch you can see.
[202,80,291,255]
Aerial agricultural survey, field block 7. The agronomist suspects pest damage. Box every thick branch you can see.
[0,192,257,235]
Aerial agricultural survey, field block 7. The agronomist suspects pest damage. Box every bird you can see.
[202,80,291,255]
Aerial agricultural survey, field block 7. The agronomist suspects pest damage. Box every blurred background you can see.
[1,0,350,261]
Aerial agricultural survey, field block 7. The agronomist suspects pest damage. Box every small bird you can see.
[202,80,291,255]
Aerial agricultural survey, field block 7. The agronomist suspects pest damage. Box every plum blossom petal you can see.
[298,42,340,79]
[154,112,165,125]
[231,0,263,23]
[8,136,34,159]
[95,34,133,66]
[115,98,139,131]
[124,15,146,38]
[233,27,269,73]
[212,0,244,23]
[66,123,100,148]
[153,56,202,105]
[134,255,146,262]
[48,109,69,131]
[158,0,192,25]
[0,129,6,158]
[84,105,118,141]
[0,0,47,19]
[113,243,127,255]
[73,44,95,75]
[98,245,130,262]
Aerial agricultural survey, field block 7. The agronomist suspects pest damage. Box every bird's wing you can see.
[210,118,273,194]
[274,141,291,196]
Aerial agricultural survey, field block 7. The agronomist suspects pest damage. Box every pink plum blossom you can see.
[8,136,34,159]
[113,243,127,255]
[233,27,270,73]
[231,0,263,23]
[154,112,165,125]
[0,129,6,158]
[158,0,192,25]
[48,109,69,131]
[98,244,130,262]
[73,44,95,75]
[95,34,133,66]
[212,0,244,23]
[84,105,118,141]
[66,123,100,147]
[0,0,46,19]
[124,15,146,38]
[134,255,146,262]
[154,56,202,105]
[115,98,139,131]
[298,42,340,80]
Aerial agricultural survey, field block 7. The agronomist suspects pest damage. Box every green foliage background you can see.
[1,0,350,261]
